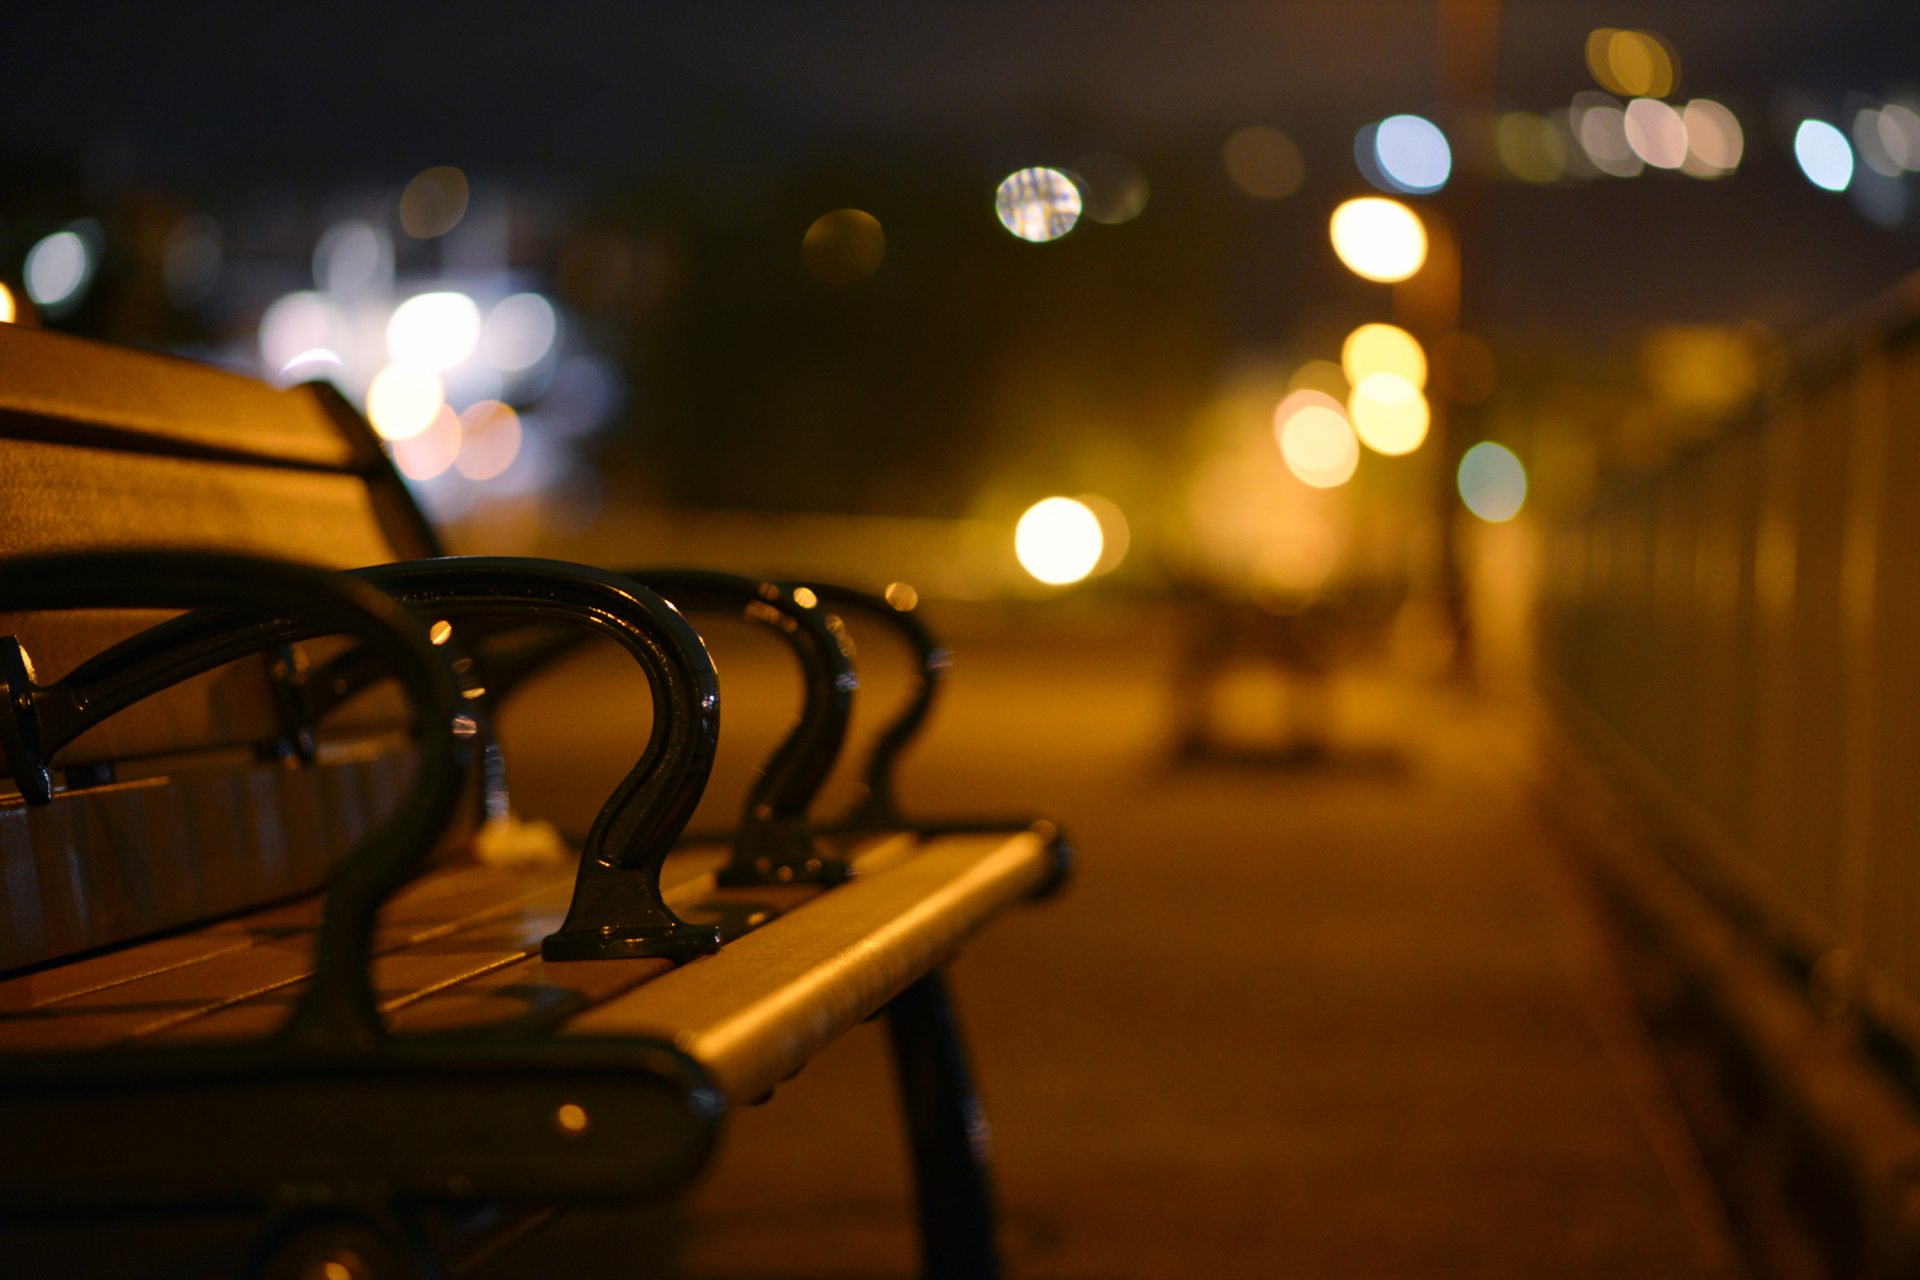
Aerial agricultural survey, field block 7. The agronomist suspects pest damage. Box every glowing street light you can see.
[1016,497,1104,585]
[1329,197,1427,283]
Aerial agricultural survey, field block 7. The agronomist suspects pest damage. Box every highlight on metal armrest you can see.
[0,550,470,1051]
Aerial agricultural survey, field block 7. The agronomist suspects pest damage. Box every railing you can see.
[1542,273,1920,1010]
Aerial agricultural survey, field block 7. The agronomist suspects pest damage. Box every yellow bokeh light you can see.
[883,581,920,611]
[1328,197,1427,283]
[365,364,445,441]
[455,400,523,480]
[1341,323,1426,390]
[1016,497,1104,586]
[0,282,15,325]
[1077,494,1131,576]
[1348,373,1430,456]
[1276,401,1360,489]
[803,209,886,283]
[554,1103,590,1135]
[1586,29,1676,99]
[399,166,470,239]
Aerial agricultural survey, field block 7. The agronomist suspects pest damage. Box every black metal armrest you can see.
[0,550,469,1050]
[452,568,859,887]
[796,583,948,833]
[797,582,1074,897]
[345,558,724,960]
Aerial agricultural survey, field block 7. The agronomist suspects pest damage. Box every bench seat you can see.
[0,825,1050,1080]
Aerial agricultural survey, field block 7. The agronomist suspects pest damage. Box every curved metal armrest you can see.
[798,583,948,833]
[449,569,858,887]
[346,558,724,960]
[796,584,1074,894]
[0,551,469,1051]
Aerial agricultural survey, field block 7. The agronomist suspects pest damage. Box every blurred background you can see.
[10,3,1920,1276]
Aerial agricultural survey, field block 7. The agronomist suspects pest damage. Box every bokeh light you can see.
[883,581,920,611]
[996,168,1082,243]
[1071,153,1150,224]
[1876,104,1920,172]
[366,364,446,441]
[1495,112,1569,184]
[1274,392,1360,489]
[1623,98,1688,169]
[1794,120,1855,192]
[1586,29,1677,99]
[1458,442,1527,522]
[258,291,343,374]
[390,406,462,481]
[1348,373,1430,456]
[1288,359,1350,400]
[1341,322,1426,390]
[0,282,17,325]
[399,166,470,239]
[1575,98,1644,177]
[1015,497,1105,585]
[314,220,392,297]
[1222,127,1305,200]
[803,209,887,283]
[1370,114,1452,194]
[1682,99,1744,176]
[387,292,482,372]
[24,230,93,311]
[1077,494,1132,575]
[482,293,558,371]
[1328,197,1427,283]
[455,400,524,481]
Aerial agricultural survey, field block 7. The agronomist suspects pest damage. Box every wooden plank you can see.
[0,436,396,572]
[0,832,923,1051]
[0,754,417,972]
[563,831,1051,1102]
[0,325,360,469]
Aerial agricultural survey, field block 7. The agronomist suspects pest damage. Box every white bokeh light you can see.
[996,168,1083,243]
[387,292,482,372]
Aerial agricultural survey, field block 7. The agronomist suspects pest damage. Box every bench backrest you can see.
[0,324,436,971]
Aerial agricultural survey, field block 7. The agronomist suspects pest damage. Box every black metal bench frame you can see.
[0,329,1069,1280]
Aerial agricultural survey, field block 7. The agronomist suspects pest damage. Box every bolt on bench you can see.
[0,324,1069,1279]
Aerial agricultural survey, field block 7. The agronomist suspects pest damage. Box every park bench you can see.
[0,323,1068,1279]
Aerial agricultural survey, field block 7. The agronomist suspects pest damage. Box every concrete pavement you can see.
[483,603,1741,1278]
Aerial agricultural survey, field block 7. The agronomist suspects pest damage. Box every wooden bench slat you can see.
[0,754,423,971]
[564,831,1052,1101]
[0,858,572,1050]
[0,437,398,569]
[0,844,741,1049]
[0,326,361,470]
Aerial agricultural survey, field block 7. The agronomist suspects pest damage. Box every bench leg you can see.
[885,970,1000,1280]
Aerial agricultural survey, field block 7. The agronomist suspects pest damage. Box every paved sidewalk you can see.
[486,610,1741,1278]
